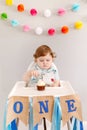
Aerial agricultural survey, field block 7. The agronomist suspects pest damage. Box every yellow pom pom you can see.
[6,0,13,5]
[74,21,83,29]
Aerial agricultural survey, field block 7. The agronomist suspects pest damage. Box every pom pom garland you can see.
[0,0,85,37]
[2,0,87,35]
[6,1,85,17]
[17,4,24,12]
[0,13,84,35]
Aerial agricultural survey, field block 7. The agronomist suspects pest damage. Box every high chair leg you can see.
[67,121,71,130]
[43,117,47,130]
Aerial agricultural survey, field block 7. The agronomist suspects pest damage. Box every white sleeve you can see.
[52,63,60,80]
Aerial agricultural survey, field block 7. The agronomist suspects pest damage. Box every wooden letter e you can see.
[65,99,77,112]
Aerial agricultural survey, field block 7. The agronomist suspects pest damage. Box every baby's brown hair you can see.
[33,45,56,59]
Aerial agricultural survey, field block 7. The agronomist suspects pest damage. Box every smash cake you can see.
[37,79,45,91]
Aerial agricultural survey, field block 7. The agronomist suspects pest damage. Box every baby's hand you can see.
[52,80,60,87]
[28,70,39,77]
[23,70,39,82]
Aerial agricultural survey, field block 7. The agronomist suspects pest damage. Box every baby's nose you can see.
[43,60,47,64]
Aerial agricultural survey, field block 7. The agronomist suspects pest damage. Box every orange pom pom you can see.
[61,26,69,34]
[17,4,24,12]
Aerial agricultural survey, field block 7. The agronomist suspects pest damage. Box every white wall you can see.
[0,0,87,129]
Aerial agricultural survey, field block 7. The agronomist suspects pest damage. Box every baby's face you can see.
[36,53,53,69]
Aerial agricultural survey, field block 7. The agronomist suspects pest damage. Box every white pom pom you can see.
[44,9,51,18]
[35,27,43,35]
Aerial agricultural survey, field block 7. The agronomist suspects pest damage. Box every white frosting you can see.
[37,79,45,86]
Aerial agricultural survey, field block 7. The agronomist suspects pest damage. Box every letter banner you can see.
[60,94,83,126]
[33,96,54,126]
[6,96,29,126]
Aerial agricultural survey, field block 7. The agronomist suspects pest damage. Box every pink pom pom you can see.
[51,78,55,82]
[30,8,37,16]
[23,25,30,32]
[58,8,66,16]
[48,28,55,36]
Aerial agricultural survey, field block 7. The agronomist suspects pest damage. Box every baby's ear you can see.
[52,58,55,61]
[34,58,37,62]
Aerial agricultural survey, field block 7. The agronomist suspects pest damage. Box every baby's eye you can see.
[40,60,44,62]
[46,59,50,62]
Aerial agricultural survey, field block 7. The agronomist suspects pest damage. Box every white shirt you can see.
[27,62,60,85]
